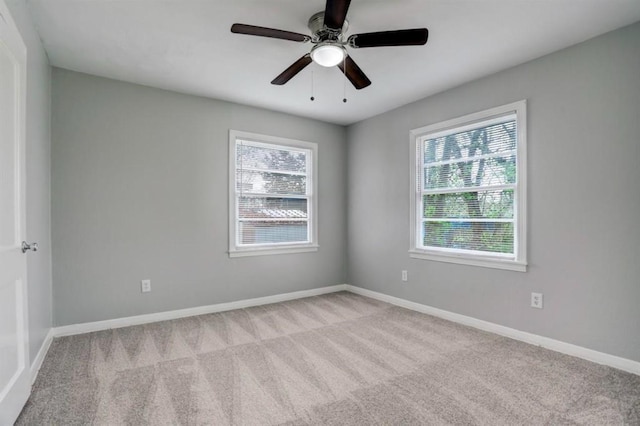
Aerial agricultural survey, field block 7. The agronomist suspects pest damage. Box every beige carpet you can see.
[17,291,640,425]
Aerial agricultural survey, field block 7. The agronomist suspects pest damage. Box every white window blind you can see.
[229,131,318,257]
[410,101,527,271]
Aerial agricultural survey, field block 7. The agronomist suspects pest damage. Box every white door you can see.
[0,1,30,424]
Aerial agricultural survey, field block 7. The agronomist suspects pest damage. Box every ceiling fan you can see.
[231,0,428,90]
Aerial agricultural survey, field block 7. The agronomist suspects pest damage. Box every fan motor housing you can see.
[308,11,348,41]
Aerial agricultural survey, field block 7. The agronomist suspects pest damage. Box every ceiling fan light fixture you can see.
[310,43,345,67]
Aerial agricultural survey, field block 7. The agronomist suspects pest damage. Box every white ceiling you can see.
[26,0,640,125]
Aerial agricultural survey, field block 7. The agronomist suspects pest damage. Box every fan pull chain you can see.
[310,71,315,101]
[342,56,347,103]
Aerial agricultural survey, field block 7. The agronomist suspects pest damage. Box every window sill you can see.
[229,244,319,258]
[409,249,527,272]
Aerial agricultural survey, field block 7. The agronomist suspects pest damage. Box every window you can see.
[229,130,318,257]
[409,100,527,271]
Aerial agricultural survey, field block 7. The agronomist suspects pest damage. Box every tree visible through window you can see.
[423,120,516,253]
[410,101,527,271]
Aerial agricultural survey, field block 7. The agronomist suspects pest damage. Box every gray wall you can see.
[51,69,348,326]
[6,0,53,366]
[347,23,640,362]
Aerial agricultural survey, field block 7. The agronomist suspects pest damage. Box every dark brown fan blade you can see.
[349,28,428,48]
[324,0,351,30]
[231,24,310,42]
[271,55,313,85]
[337,55,371,90]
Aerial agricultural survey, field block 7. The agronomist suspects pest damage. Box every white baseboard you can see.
[345,285,640,376]
[44,282,639,377]
[53,284,348,337]
[30,327,54,384]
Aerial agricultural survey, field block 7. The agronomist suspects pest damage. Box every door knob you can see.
[21,241,38,253]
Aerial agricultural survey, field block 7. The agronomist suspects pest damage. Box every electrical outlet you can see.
[531,292,543,309]
[401,270,408,282]
[141,279,151,293]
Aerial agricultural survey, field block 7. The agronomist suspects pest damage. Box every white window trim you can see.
[409,100,528,272]
[229,130,318,258]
